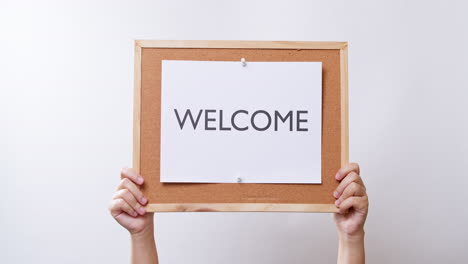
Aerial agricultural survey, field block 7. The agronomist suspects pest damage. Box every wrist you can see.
[337,230,365,264]
[130,221,158,263]
[130,224,154,242]
[338,230,365,247]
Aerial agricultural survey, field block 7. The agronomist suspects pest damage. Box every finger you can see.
[336,163,360,181]
[113,189,146,215]
[334,171,364,198]
[335,182,366,206]
[121,167,144,185]
[109,198,138,217]
[117,178,147,205]
[337,196,368,214]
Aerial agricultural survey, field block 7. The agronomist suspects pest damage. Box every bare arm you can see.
[333,163,368,264]
[109,168,159,264]
[131,223,158,264]
[337,232,365,264]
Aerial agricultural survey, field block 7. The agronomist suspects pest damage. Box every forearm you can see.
[131,226,158,264]
[337,231,365,264]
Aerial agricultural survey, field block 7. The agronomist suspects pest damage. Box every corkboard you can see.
[134,40,349,212]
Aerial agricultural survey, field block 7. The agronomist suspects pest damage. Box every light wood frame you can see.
[134,40,349,212]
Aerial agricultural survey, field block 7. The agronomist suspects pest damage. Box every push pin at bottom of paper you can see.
[237,177,242,183]
[241,58,246,67]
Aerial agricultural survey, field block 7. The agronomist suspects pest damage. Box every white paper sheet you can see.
[160,60,322,183]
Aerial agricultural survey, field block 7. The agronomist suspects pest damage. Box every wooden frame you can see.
[134,40,349,212]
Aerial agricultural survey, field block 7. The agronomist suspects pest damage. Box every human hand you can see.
[109,167,153,236]
[333,163,368,238]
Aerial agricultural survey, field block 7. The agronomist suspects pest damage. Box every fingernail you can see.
[138,207,146,215]
[132,211,138,217]
[335,200,341,206]
[137,176,144,184]
[333,191,340,198]
[335,173,340,180]
[141,197,147,204]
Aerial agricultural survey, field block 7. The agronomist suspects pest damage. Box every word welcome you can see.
[174,109,309,131]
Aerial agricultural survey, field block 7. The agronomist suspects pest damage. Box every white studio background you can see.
[1,0,467,263]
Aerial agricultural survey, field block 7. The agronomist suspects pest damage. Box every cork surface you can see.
[139,48,342,204]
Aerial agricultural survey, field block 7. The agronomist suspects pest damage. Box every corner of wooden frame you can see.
[339,41,348,50]
[135,40,144,49]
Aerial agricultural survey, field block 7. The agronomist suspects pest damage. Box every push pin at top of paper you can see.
[241,58,246,67]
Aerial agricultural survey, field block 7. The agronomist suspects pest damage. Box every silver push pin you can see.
[237,177,242,183]
[241,58,246,67]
